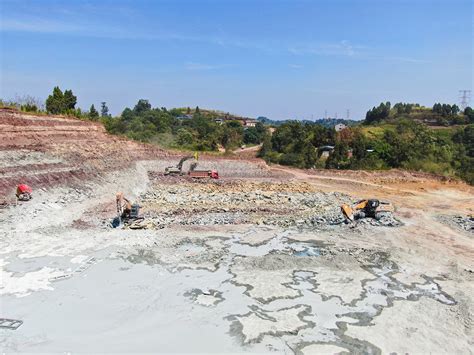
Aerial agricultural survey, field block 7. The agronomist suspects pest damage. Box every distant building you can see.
[177,114,193,120]
[242,119,257,127]
[214,117,258,127]
[335,123,347,132]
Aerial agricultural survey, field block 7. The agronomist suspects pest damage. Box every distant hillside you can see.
[257,116,359,127]
[364,102,474,126]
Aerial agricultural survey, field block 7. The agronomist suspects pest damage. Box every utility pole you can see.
[459,90,471,110]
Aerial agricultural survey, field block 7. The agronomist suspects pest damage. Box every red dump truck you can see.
[188,170,219,179]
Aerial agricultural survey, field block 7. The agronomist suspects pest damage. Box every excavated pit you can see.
[0,109,472,353]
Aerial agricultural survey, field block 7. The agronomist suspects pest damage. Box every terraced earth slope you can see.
[0,108,164,199]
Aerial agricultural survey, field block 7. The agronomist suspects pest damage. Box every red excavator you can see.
[16,184,32,201]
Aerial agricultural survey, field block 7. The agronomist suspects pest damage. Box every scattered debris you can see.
[0,318,23,330]
[437,214,474,233]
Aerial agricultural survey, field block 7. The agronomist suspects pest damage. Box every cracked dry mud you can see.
[1,160,473,354]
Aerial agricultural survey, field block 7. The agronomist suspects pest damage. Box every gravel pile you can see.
[135,180,400,230]
[438,215,474,233]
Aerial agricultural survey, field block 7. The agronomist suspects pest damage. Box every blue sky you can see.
[1,0,472,119]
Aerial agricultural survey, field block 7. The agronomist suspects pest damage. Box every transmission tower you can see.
[459,90,471,110]
[346,109,350,119]
[324,110,328,119]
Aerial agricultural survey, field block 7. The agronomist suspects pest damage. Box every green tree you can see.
[45,86,65,114]
[258,133,272,158]
[243,127,260,144]
[221,121,243,149]
[365,101,391,124]
[176,128,194,146]
[464,107,474,123]
[325,142,349,169]
[134,99,151,113]
[89,104,99,120]
[101,102,110,117]
[352,132,367,160]
[63,90,77,111]
[45,87,77,114]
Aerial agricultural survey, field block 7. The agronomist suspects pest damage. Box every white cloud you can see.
[388,56,430,64]
[289,40,366,57]
[1,18,82,33]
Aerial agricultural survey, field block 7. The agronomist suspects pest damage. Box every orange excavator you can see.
[341,199,393,222]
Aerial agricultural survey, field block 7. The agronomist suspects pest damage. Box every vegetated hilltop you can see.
[102,102,269,152]
[258,101,474,185]
[257,116,359,128]
[365,101,473,126]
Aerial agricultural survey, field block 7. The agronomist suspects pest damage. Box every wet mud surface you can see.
[2,224,463,353]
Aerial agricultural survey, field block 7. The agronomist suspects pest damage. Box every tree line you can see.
[258,119,474,184]
[365,101,473,126]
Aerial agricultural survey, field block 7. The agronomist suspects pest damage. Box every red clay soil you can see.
[0,109,170,197]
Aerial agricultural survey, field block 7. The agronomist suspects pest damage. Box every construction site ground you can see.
[0,110,473,354]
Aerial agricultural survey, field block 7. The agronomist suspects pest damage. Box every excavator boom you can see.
[341,199,392,222]
[164,155,197,175]
[176,155,194,170]
[341,204,355,221]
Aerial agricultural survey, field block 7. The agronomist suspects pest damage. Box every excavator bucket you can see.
[341,204,354,222]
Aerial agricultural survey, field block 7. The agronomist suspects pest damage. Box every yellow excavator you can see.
[341,199,393,222]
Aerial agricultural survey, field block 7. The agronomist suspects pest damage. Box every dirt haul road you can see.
[1,110,473,354]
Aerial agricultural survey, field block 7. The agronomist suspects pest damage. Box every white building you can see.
[335,123,347,132]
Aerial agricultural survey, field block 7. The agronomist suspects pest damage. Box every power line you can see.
[459,90,471,110]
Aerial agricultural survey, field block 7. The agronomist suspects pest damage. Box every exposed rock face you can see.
[0,109,165,198]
